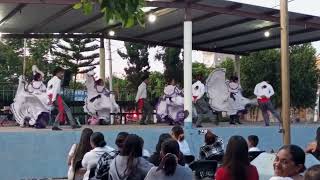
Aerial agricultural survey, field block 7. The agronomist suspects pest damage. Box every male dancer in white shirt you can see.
[135,75,153,125]
[254,80,283,130]
[47,67,80,130]
[192,77,209,127]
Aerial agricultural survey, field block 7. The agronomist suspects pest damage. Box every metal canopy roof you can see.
[0,0,320,54]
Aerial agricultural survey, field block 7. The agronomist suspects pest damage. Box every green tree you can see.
[0,41,22,82]
[240,44,318,108]
[192,62,212,80]
[218,57,235,79]
[74,0,145,28]
[156,47,183,85]
[148,71,165,98]
[240,49,281,104]
[289,44,319,108]
[118,42,150,89]
[52,38,99,86]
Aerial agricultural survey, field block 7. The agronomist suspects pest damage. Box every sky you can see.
[100,0,320,78]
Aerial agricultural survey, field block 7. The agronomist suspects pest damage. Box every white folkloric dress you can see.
[206,68,253,115]
[11,77,50,126]
[83,74,119,121]
[156,85,184,122]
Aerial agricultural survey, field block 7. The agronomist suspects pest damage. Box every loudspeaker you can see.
[62,69,72,87]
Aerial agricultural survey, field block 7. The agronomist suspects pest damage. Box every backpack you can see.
[95,150,119,180]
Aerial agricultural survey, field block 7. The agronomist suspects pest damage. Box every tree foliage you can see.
[118,42,150,89]
[149,71,166,98]
[52,38,99,84]
[0,41,22,82]
[74,0,145,28]
[218,57,235,79]
[240,44,319,108]
[156,47,183,85]
[192,62,212,80]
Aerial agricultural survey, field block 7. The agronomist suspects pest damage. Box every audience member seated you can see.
[149,133,172,166]
[95,132,128,180]
[82,132,115,180]
[199,130,224,160]
[215,135,259,180]
[145,139,192,180]
[271,145,306,180]
[67,128,93,180]
[304,164,320,180]
[171,125,192,156]
[305,127,320,160]
[248,135,261,152]
[109,134,153,180]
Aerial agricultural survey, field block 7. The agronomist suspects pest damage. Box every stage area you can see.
[0,123,318,180]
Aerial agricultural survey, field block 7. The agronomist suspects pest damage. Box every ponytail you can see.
[157,153,178,176]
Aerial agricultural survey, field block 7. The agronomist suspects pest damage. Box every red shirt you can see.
[215,165,259,180]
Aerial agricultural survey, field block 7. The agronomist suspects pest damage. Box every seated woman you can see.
[199,130,224,160]
[149,133,173,166]
[157,79,185,125]
[272,145,306,180]
[82,132,115,180]
[171,126,192,156]
[215,135,259,180]
[11,65,50,128]
[145,139,192,180]
[109,134,153,180]
[84,71,119,125]
[68,128,93,180]
[305,127,320,160]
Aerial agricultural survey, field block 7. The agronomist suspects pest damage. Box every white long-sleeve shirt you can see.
[135,82,147,102]
[82,146,115,180]
[192,80,205,100]
[254,81,275,99]
[47,76,62,101]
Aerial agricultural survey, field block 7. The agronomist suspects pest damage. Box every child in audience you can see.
[149,133,172,166]
[67,128,93,180]
[109,134,153,180]
[272,145,306,180]
[82,132,115,180]
[171,125,192,155]
[199,130,224,160]
[304,165,320,180]
[145,139,192,180]
[215,135,259,180]
[248,135,261,152]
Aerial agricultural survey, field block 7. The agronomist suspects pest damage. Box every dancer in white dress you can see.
[157,79,184,125]
[11,65,50,128]
[83,71,119,125]
[206,69,253,125]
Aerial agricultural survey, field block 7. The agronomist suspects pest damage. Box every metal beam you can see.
[0,3,27,25]
[135,3,242,39]
[0,0,78,4]
[135,12,220,38]
[61,13,104,33]
[95,7,163,33]
[25,5,73,33]
[243,35,320,53]
[190,3,320,29]
[216,28,318,50]
[194,24,279,46]
[0,33,244,55]
[145,1,186,9]
[164,17,253,42]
